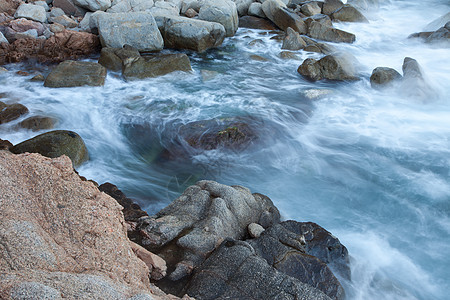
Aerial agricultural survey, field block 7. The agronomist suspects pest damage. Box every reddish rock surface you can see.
[0,0,22,16]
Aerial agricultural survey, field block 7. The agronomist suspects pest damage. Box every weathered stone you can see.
[131,242,167,281]
[400,57,436,100]
[298,54,358,81]
[0,103,29,124]
[44,60,106,88]
[306,13,333,27]
[49,7,66,18]
[10,130,89,167]
[49,22,65,33]
[282,26,307,50]
[307,20,355,43]
[370,67,402,88]
[9,18,45,36]
[262,0,307,33]
[123,53,192,80]
[34,1,50,11]
[301,2,321,16]
[96,12,163,51]
[51,14,78,28]
[423,12,450,31]
[150,0,180,16]
[132,0,155,12]
[238,15,278,30]
[181,0,200,14]
[15,29,38,39]
[0,138,13,150]
[198,0,238,37]
[184,8,197,18]
[53,0,86,17]
[322,0,344,15]
[331,4,368,22]
[234,0,253,16]
[107,0,132,13]
[98,47,124,71]
[248,2,266,18]
[18,116,57,131]
[0,32,9,44]
[73,0,112,11]
[279,50,301,59]
[248,223,265,238]
[14,4,47,23]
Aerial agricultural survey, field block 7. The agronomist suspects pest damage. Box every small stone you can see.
[49,23,65,33]
[370,67,402,88]
[184,8,197,18]
[30,74,45,81]
[16,70,30,76]
[279,51,301,60]
[248,223,265,238]
[250,54,269,61]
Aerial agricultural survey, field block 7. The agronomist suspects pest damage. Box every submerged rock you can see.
[370,67,402,88]
[18,116,57,131]
[408,23,450,46]
[10,130,89,167]
[123,53,192,80]
[44,60,106,88]
[400,57,436,100]
[0,102,28,124]
[298,54,358,81]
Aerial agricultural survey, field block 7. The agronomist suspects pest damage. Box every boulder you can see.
[132,0,156,12]
[248,2,266,18]
[186,240,332,300]
[51,14,78,28]
[14,3,47,23]
[423,12,450,31]
[409,25,450,46]
[400,57,436,100]
[0,103,29,124]
[10,130,89,167]
[0,0,22,16]
[282,26,307,50]
[307,20,356,43]
[44,60,106,88]
[301,2,321,16]
[322,0,344,15]
[298,54,358,81]
[234,0,253,16]
[0,138,13,150]
[73,0,112,11]
[151,1,180,16]
[18,116,57,131]
[137,180,280,289]
[238,15,278,30]
[181,0,200,14]
[9,18,45,36]
[198,0,239,37]
[123,53,192,80]
[98,46,139,71]
[96,12,164,51]
[370,67,402,88]
[158,15,226,52]
[331,4,368,22]
[262,0,307,33]
[0,32,9,44]
[15,29,38,39]
[279,50,301,60]
[34,1,50,11]
[53,0,86,17]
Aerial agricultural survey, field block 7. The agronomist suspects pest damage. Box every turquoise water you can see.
[1,1,449,298]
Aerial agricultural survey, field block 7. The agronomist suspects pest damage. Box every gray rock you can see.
[1,31,10,44]
[78,12,92,31]
[322,0,343,15]
[11,130,89,167]
[9,282,62,300]
[44,60,107,88]
[0,103,29,125]
[14,4,47,23]
[198,0,238,37]
[248,223,265,238]
[307,20,355,43]
[53,0,87,17]
[181,0,200,14]
[123,53,192,80]
[49,7,65,18]
[186,240,332,300]
[298,54,358,81]
[51,15,78,28]
[158,15,226,52]
[423,12,450,31]
[151,0,180,15]
[248,2,266,18]
[73,0,112,11]
[400,57,436,100]
[301,2,321,16]
[137,181,280,284]
[331,4,368,22]
[15,29,38,39]
[96,12,163,51]
[107,0,132,13]
[132,0,155,12]
[34,1,50,12]
[262,0,307,33]
[234,0,253,17]
[370,67,402,88]
[19,116,57,131]
[282,27,307,50]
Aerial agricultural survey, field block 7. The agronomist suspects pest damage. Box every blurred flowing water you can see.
[1,0,449,299]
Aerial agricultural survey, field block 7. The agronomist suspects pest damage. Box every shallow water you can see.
[1,0,450,299]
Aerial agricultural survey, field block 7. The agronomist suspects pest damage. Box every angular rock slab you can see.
[198,0,239,37]
[262,0,307,33]
[307,20,355,43]
[370,67,402,88]
[96,12,164,51]
[14,4,47,23]
[331,4,368,22]
[44,60,106,88]
[123,53,192,80]
[10,130,89,167]
[298,54,358,81]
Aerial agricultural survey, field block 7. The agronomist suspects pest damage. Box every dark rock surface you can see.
[298,54,358,81]
[282,27,307,50]
[307,20,356,43]
[238,15,278,30]
[0,102,28,124]
[123,53,192,80]
[331,4,368,22]
[44,60,106,87]
[18,116,57,131]
[262,0,307,34]
[370,67,402,88]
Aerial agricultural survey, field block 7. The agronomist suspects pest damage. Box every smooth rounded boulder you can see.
[14,3,47,23]
[331,4,368,22]
[298,54,358,81]
[10,130,89,167]
[0,102,28,124]
[198,0,238,37]
[44,61,106,88]
[262,0,307,34]
[370,67,402,88]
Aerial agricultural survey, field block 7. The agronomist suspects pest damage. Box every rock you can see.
[370,67,402,88]
[250,54,269,61]
[44,60,106,88]
[248,223,265,238]
[0,32,9,44]
[279,50,301,59]
[123,53,192,80]
[96,12,163,51]
[14,4,47,23]
[248,2,266,18]
[184,8,197,18]
[425,26,450,45]
[322,0,344,15]
[331,4,368,22]
[30,73,45,81]
[98,182,149,222]
[18,116,57,131]
[98,46,128,71]
[282,26,307,50]
[0,66,8,72]
[0,103,29,124]
[49,22,65,33]
[181,0,200,14]
[238,15,278,30]
[131,242,167,281]
[307,20,355,43]
[137,181,280,289]
[50,7,66,18]
[132,0,156,12]
[423,12,450,31]
[10,130,89,167]
[15,28,39,39]
[159,15,226,52]
[34,1,50,12]
[107,0,132,13]
[186,239,332,300]
[151,1,180,16]
[198,0,238,37]
[301,2,321,16]
[200,69,218,81]
[0,138,13,150]
[0,151,172,299]
[73,0,112,11]
[400,57,436,100]
[53,0,86,17]
[0,0,22,16]
[51,14,78,28]
[262,0,307,34]
[298,54,358,81]
[347,0,380,12]
[9,18,45,36]
[306,13,333,27]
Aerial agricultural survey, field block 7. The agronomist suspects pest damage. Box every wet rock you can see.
[0,103,29,124]
[73,0,112,11]
[0,138,13,150]
[44,60,106,88]
[98,45,140,72]
[53,0,86,17]
[198,0,238,37]
[279,50,301,59]
[248,2,265,18]
[307,20,356,43]
[200,69,219,81]
[30,73,45,81]
[186,239,332,300]
[98,182,148,222]
[250,54,269,61]
[301,2,321,16]
[423,12,450,31]
[282,27,307,50]
[137,180,280,289]
[18,116,57,131]
[95,12,163,51]
[248,223,265,238]
[409,24,450,46]
[238,15,278,30]
[158,16,226,52]
[298,54,358,81]
[262,0,307,34]
[9,18,45,36]
[123,53,192,80]
[400,57,436,100]
[322,0,344,15]
[10,130,89,167]
[370,67,402,88]
[14,4,47,23]
[331,4,368,22]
